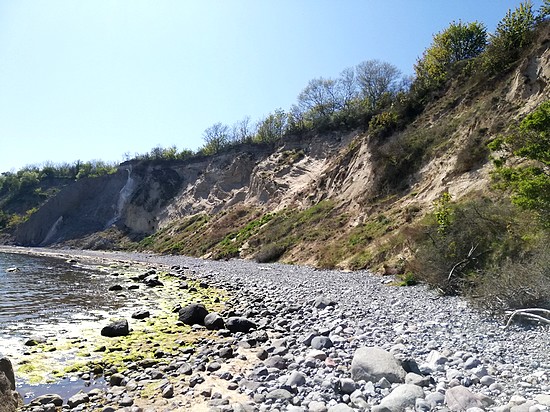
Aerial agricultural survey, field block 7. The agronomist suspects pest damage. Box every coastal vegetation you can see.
[1,2,549,313]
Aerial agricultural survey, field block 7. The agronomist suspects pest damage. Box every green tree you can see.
[489,100,550,223]
[540,0,550,19]
[255,109,288,143]
[483,1,537,73]
[415,21,487,85]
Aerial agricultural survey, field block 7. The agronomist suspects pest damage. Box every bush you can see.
[489,100,550,225]
[482,2,538,74]
[368,111,399,139]
[476,241,550,312]
[408,194,550,312]
[254,244,287,263]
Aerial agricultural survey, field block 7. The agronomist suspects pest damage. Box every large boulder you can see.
[28,394,63,407]
[351,347,406,383]
[225,316,256,333]
[445,385,485,411]
[178,303,209,325]
[0,358,22,412]
[143,274,163,287]
[101,319,130,337]
[0,358,15,391]
[204,312,225,330]
[372,384,425,412]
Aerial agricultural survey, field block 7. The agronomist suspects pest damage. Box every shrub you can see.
[475,240,550,312]
[482,1,538,74]
[489,100,550,225]
[368,111,399,139]
[254,244,287,263]
[453,131,490,174]
[408,194,550,312]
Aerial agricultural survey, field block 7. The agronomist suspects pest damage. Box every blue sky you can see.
[0,0,544,173]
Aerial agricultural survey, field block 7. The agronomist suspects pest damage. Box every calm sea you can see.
[0,250,143,399]
[0,251,128,335]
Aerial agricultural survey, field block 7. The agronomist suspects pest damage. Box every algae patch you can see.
[14,263,229,386]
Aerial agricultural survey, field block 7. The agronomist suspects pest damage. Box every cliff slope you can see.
[6,24,550,271]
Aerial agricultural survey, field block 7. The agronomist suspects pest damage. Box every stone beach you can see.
[2,248,549,412]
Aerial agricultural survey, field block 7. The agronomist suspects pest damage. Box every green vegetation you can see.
[415,20,487,87]
[407,193,549,311]
[483,1,540,73]
[489,100,550,224]
[0,160,117,232]
[214,213,274,259]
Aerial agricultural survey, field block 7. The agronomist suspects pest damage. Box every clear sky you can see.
[0,0,544,173]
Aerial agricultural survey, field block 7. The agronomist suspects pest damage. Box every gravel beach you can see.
[2,247,549,412]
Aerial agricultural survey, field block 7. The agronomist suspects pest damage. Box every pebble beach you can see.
[2,247,549,412]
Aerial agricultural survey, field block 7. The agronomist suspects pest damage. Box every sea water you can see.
[0,251,135,399]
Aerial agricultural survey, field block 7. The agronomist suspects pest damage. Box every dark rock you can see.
[131,310,150,320]
[24,337,46,346]
[108,284,123,291]
[119,396,134,407]
[101,319,130,337]
[337,378,356,394]
[29,394,63,407]
[178,303,209,325]
[143,274,164,287]
[226,317,256,333]
[219,347,234,359]
[207,362,222,372]
[204,312,225,330]
[0,358,15,391]
[162,384,174,398]
[264,355,288,369]
[109,373,126,386]
[189,375,205,388]
[67,392,89,408]
[311,336,333,350]
[256,348,269,360]
[177,362,193,375]
[0,367,22,412]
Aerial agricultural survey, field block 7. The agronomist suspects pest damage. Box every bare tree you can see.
[231,116,255,143]
[356,60,402,110]
[297,77,340,118]
[202,122,229,154]
[337,66,360,111]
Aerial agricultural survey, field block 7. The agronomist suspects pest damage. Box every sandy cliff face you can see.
[13,27,550,255]
[14,137,352,246]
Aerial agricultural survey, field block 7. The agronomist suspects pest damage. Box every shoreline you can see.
[1,246,252,411]
[1,246,550,411]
